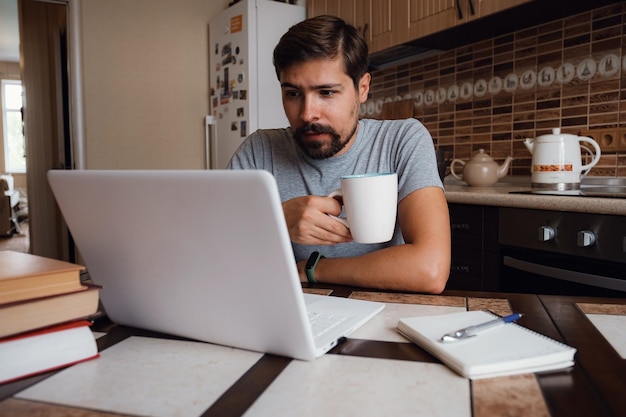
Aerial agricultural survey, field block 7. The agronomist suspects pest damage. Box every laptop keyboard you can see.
[308,311,350,339]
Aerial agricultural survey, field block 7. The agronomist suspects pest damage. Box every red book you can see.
[0,320,99,384]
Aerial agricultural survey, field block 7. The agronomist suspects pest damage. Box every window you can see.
[2,80,26,173]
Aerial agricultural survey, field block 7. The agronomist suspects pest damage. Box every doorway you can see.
[18,0,76,261]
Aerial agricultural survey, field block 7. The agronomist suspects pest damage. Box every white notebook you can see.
[396,310,576,380]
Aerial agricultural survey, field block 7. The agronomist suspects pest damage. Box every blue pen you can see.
[441,313,523,343]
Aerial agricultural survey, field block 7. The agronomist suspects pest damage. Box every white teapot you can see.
[450,149,512,187]
[524,128,601,190]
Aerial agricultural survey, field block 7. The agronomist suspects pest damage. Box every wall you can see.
[79,0,309,170]
[80,0,230,169]
[0,60,26,190]
[366,3,626,177]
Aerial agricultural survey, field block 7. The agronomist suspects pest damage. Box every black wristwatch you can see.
[305,251,325,284]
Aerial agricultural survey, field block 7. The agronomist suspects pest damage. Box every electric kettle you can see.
[523,128,601,190]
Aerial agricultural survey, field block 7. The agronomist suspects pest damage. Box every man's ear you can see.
[358,73,371,103]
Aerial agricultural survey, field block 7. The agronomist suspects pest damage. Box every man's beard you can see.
[292,122,358,160]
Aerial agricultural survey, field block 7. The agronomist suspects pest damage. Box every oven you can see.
[499,207,626,298]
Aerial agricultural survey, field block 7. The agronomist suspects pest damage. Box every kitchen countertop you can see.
[443,176,626,216]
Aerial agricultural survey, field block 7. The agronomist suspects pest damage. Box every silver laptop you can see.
[48,169,384,360]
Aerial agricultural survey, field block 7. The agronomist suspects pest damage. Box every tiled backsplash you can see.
[364,3,625,177]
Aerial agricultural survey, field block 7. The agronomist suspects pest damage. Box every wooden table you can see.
[1,286,625,417]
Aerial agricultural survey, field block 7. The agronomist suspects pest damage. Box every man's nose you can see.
[301,95,320,122]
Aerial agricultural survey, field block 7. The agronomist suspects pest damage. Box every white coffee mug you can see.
[328,172,398,244]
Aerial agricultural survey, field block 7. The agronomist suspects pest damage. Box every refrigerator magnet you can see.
[230,15,243,34]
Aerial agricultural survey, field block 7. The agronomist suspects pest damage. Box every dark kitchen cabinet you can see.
[306,0,393,54]
[307,0,533,55]
[403,0,533,44]
[446,203,500,291]
[309,1,620,69]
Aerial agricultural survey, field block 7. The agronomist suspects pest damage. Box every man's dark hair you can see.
[273,15,369,89]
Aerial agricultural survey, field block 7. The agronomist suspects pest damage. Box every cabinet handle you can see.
[455,0,463,19]
[451,264,470,273]
[451,223,470,231]
[362,22,369,39]
[503,256,626,292]
[468,0,475,15]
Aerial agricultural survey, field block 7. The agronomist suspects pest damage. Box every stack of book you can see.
[0,250,101,384]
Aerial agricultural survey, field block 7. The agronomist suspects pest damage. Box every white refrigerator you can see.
[207,0,305,169]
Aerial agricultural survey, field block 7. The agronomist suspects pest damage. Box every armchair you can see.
[1,174,22,236]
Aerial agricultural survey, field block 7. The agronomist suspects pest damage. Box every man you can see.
[228,15,450,293]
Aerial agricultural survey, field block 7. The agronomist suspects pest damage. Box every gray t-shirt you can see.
[227,118,442,262]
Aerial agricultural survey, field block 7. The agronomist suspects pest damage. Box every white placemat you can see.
[17,336,263,417]
[585,314,626,359]
[243,354,471,417]
[350,303,466,342]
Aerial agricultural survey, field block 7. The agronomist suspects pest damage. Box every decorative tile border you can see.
[0,399,92,417]
[467,298,513,316]
[473,373,550,417]
[577,302,626,315]
[363,53,623,116]
[350,291,513,316]
[349,291,466,307]
[302,287,333,296]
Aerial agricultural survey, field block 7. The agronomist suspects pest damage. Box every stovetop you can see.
[511,177,626,198]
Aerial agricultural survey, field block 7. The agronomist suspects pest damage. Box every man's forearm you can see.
[307,243,450,294]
